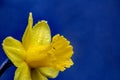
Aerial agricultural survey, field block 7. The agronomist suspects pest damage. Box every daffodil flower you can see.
[2,12,74,80]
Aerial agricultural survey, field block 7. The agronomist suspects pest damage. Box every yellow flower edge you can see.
[2,12,74,80]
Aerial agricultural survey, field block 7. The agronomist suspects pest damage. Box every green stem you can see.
[0,59,13,77]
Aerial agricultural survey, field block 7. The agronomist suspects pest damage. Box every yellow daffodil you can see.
[2,12,74,80]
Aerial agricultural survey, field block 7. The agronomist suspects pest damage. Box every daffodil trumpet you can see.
[2,12,74,80]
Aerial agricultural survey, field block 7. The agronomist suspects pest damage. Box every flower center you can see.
[25,45,51,68]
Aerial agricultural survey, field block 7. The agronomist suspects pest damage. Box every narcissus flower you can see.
[2,13,74,80]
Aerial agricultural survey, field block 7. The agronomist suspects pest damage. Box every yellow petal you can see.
[39,67,59,78]
[22,13,51,50]
[31,20,51,46]
[22,12,33,50]
[31,69,48,80]
[2,37,25,67]
[14,63,31,80]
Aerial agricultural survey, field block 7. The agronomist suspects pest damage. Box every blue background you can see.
[0,0,120,80]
